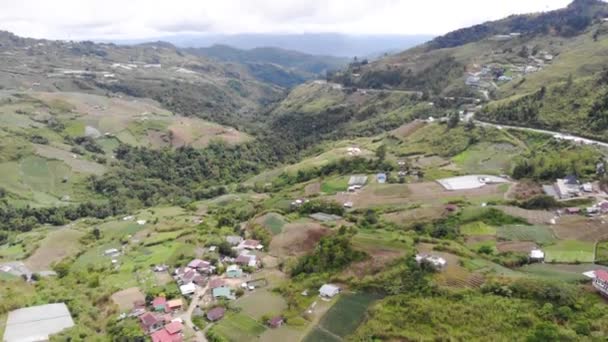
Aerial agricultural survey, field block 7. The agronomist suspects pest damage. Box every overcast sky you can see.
[0,0,574,40]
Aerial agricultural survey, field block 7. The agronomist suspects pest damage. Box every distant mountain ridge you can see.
[110,33,434,58]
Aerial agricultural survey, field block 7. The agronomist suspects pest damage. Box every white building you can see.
[529,249,545,262]
[3,303,75,342]
[319,284,340,298]
[179,283,196,296]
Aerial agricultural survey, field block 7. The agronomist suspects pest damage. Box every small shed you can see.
[376,173,387,184]
[529,249,545,262]
[179,283,196,296]
[212,287,234,300]
[226,265,243,278]
[268,316,284,328]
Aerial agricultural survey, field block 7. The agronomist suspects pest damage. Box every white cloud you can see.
[0,0,574,40]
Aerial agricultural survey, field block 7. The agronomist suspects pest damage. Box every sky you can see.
[0,0,574,40]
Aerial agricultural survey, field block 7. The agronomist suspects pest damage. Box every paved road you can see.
[180,284,210,342]
[473,119,608,149]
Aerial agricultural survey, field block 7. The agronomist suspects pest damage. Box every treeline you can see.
[511,144,601,181]
[272,156,393,190]
[89,140,294,206]
[291,232,366,276]
[428,0,607,49]
[0,200,126,235]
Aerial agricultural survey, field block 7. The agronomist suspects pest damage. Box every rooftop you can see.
[3,303,75,342]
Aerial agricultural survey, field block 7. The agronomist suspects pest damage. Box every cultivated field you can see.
[544,240,595,263]
[382,206,445,225]
[496,241,538,253]
[304,293,380,342]
[494,206,554,225]
[255,212,288,235]
[517,263,607,282]
[25,228,84,272]
[496,225,556,245]
[551,216,608,242]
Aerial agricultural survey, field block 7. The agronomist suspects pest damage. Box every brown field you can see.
[383,206,445,225]
[343,248,405,277]
[391,120,425,138]
[410,155,452,169]
[494,205,554,225]
[508,181,544,201]
[465,235,495,245]
[168,117,250,148]
[269,221,330,257]
[111,287,145,311]
[551,216,608,242]
[304,182,321,196]
[496,241,537,253]
[25,228,84,272]
[333,182,506,208]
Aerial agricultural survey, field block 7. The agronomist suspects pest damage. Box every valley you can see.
[3,1,608,341]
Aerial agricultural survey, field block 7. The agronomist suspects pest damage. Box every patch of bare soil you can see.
[343,248,405,277]
[304,182,321,196]
[269,222,330,257]
[391,119,425,138]
[496,241,537,253]
[111,287,145,311]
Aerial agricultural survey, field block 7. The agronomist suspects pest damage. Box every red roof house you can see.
[206,307,226,322]
[150,322,183,342]
[152,297,167,312]
[593,269,608,297]
[139,312,164,333]
[209,278,225,289]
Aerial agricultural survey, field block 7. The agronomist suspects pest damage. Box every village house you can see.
[179,283,196,296]
[226,264,243,278]
[268,316,284,328]
[415,254,447,269]
[187,259,214,274]
[348,175,368,187]
[206,307,226,322]
[139,312,164,334]
[549,175,581,199]
[529,249,545,262]
[319,284,340,298]
[209,278,225,290]
[150,321,183,342]
[235,253,257,267]
[239,239,263,250]
[212,287,234,300]
[593,270,608,297]
[166,299,183,313]
[152,297,167,312]
[376,173,387,184]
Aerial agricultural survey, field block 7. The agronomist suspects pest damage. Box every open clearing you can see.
[25,228,83,272]
[334,182,508,208]
[390,119,425,138]
[234,289,287,320]
[551,216,608,242]
[269,220,330,257]
[417,243,485,289]
[545,240,595,263]
[304,293,381,342]
[213,313,267,341]
[383,206,445,225]
[111,287,145,311]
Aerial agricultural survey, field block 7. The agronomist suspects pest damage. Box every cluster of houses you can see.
[133,297,184,342]
[543,175,595,200]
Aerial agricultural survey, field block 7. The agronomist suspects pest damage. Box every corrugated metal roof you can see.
[4,303,74,342]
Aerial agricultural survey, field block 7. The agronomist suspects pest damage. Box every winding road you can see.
[473,119,608,149]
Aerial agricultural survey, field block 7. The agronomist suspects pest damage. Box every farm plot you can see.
[269,220,330,257]
[417,243,485,288]
[25,228,84,272]
[545,240,595,263]
[212,313,267,342]
[496,225,556,245]
[255,212,288,235]
[304,293,381,342]
[496,241,537,253]
[34,144,106,175]
[596,241,608,263]
[517,263,608,282]
[494,206,554,225]
[460,222,496,236]
[234,289,287,320]
[551,216,608,242]
[321,176,350,194]
[383,206,445,225]
[451,142,521,174]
